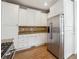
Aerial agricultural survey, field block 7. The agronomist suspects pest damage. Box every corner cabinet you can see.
[2,1,19,26]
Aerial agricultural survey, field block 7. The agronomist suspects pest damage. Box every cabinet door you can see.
[19,8,35,26]
[48,0,64,18]
[64,0,73,27]
[17,35,30,50]
[64,30,74,57]
[34,11,41,26]
[19,8,47,26]
[2,1,19,25]
[35,12,47,26]
[40,13,47,26]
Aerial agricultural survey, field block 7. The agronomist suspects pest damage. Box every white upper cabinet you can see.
[34,11,41,26]
[40,13,47,26]
[19,8,47,26]
[2,1,19,25]
[48,0,64,18]
[64,0,73,27]
[19,8,35,26]
[35,11,47,26]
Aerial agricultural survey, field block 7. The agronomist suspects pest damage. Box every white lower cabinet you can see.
[17,35,30,50]
[16,33,47,50]
[64,30,74,58]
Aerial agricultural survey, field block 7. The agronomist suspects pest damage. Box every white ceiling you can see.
[4,0,57,10]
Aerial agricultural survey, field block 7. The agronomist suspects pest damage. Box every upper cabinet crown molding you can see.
[2,1,19,26]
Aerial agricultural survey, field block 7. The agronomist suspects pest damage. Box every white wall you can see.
[1,25,18,39]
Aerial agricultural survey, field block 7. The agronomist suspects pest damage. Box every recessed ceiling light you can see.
[44,2,48,6]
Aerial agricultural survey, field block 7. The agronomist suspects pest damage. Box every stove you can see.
[1,42,15,59]
[1,42,13,57]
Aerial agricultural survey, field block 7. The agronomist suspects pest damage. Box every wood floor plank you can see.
[14,45,56,59]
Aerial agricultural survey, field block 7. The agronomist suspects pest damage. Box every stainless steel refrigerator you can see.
[47,14,64,59]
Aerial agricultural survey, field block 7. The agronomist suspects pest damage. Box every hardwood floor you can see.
[14,45,77,59]
[14,45,56,59]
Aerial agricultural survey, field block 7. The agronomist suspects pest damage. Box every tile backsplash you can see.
[18,26,48,35]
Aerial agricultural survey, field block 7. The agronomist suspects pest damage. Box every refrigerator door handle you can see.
[50,23,53,39]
